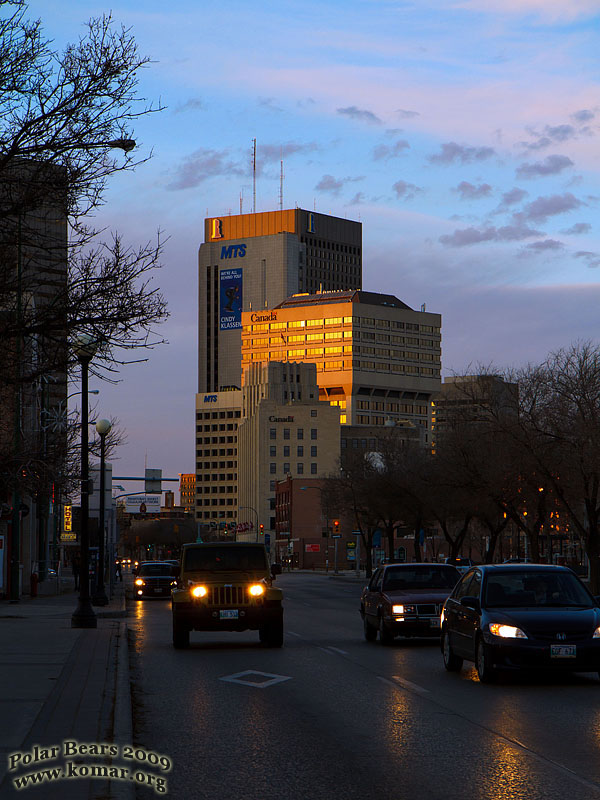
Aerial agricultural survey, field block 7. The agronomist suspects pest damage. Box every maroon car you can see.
[361,563,461,644]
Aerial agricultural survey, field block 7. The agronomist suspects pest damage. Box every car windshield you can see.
[183,547,267,572]
[484,571,593,608]
[138,563,172,577]
[383,566,459,591]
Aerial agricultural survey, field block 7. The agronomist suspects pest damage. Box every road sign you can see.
[125,495,161,514]
[331,533,342,539]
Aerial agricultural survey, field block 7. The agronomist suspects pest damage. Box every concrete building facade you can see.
[195,390,242,526]
[236,362,340,540]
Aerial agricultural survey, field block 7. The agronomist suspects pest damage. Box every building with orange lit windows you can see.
[241,290,441,445]
[178,473,196,512]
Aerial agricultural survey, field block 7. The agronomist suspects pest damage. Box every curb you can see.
[110,618,135,800]
[96,595,128,619]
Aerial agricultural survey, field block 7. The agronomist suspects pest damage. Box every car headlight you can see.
[191,585,208,598]
[593,626,600,638]
[440,608,445,626]
[392,604,404,614]
[249,584,265,597]
[135,579,144,586]
[489,623,527,639]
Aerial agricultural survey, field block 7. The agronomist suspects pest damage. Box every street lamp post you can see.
[71,333,98,629]
[91,418,111,606]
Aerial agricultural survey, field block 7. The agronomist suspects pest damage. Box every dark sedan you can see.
[134,561,177,599]
[441,564,600,682]
[361,563,461,644]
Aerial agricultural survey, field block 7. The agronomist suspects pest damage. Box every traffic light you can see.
[333,520,340,534]
[259,524,264,535]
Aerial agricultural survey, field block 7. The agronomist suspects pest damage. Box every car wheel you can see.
[379,616,394,645]
[442,628,463,672]
[476,636,497,683]
[172,616,189,649]
[260,619,284,648]
[364,616,377,642]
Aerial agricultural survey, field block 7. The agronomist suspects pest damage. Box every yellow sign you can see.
[60,533,76,542]
[64,504,72,532]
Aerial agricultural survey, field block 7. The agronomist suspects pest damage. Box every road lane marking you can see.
[220,670,292,689]
[327,647,348,655]
[287,631,302,637]
[391,675,430,694]
[377,675,430,695]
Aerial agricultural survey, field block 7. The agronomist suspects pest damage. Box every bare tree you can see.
[0,2,167,506]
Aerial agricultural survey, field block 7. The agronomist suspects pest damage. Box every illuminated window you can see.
[324,360,343,370]
[324,331,342,340]
[343,316,353,324]
[306,333,323,342]
[289,320,305,328]
[324,346,343,355]
[324,317,343,326]
[307,348,323,356]
[306,319,322,327]
[270,322,287,330]
[343,330,353,339]
[288,335,306,343]
[288,349,306,357]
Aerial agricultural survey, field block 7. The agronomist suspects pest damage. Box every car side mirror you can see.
[460,595,481,611]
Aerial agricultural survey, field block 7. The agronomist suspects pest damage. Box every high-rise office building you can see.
[197,209,362,393]
[241,290,442,443]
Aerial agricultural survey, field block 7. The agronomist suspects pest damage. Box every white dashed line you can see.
[391,675,430,694]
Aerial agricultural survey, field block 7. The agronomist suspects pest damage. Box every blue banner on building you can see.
[219,269,242,330]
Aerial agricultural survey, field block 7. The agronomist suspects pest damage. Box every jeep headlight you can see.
[392,605,404,614]
[191,585,208,598]
[135,579,144,586]
[249,584,265,597]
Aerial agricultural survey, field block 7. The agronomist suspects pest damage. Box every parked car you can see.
[441,564,600,682]
[360,563,461,644]
[445,557,475,573]
[134,562,178,599]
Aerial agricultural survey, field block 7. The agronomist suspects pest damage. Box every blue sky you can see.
[21,0,600,495]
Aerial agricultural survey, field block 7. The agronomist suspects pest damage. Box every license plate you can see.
[153,588,163,593]
[429,618,441,628]
[551,644,576,658]
[219,609,238,619]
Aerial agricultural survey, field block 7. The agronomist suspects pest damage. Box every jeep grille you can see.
[209,585,248,606]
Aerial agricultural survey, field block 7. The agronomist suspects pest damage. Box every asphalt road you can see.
[127,573,600,800]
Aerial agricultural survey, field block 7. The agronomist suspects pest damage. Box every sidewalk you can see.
[0,579,133,800]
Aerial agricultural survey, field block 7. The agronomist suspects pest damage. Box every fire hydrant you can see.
[30,572,38,598]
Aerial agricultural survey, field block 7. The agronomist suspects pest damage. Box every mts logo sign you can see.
[220,244,246,259]
[203,395,218,402]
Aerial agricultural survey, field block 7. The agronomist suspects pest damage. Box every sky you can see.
[21,0,600,500]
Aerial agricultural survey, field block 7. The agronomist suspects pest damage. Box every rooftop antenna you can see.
[252,138,257,213]
[279,148,284,211]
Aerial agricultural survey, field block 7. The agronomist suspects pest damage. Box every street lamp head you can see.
[73,333,99,362]
[95,418,112,436]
